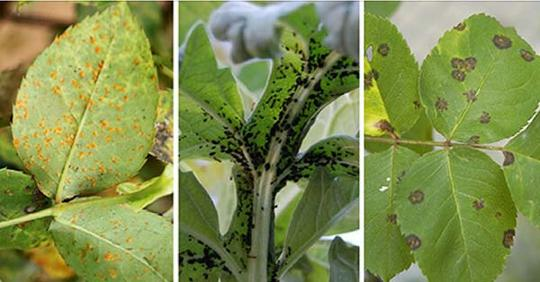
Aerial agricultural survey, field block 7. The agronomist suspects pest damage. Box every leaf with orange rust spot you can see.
[11,3,159,202]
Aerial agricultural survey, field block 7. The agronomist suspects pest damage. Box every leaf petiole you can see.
[365,136,507,151]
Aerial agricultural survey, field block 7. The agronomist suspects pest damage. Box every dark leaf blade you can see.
[0,67,24,127]
[12,3,159,201]
[395,148,516,282]
[504,114,540,227]
[420,14,540,143]
[180,233,223,282]
[0,169,51,250]
[179,24,246,163]
[364,13,420,135]
[365,146,418,281]
[328,237,359,282]
[279,169,358,277]
[51,205,173,281]
[242,4,359,168]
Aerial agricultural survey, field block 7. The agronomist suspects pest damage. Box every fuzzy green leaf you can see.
[0,169,51,250]
[364,13,420,135]
[50,205,172,281]
[504,114,540,228]
[242,4,359,169]
[395,148,516,282]
[179,24,246,163]
[280,169,358,277]
[12,3,159,201]
[365,146,418,281]
[328,237,359,282]
[420,14,540,143]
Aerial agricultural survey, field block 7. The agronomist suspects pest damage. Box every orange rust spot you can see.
[111,156,118,164]
[86,143,97,149]
[133,58,140,65]
[105,136,112,143]
[44,137,53,146]
[52,85,61,96]
[103,252,116,262]
[92,130,98,137]
[109,268,118,279]
[54,127,63,134]
[33,80,42,88]
[49,70,57,80]
[126,237,133,243]
[12,138,19,149]
[94,46,101,54]
[98,164,106,174]
[99,120,109,128]
[71,79,80,89]
[32,132,38,138]
[113,83,125,93]
[78,152,87,159]
[123,95,129,102]
[79,70,86,78]
[89,36,96,44]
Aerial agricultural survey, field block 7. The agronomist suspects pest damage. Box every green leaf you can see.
[242,4,359,169]
[328,237,359,282]
[12,3,159,201]
[179,24,246,162]
[395,148,516,282]
[179,2,222,44]
[0,127,23,168]
[420,14,540,143]
[179,170,244,280]
[282,253,329,282]
[279,169,358,277]
[124,164,173,210]
[364,60,390,136]
[0,169,51,250]
[504,114,540,227]
[365,146,418,281]
[365,13,420,135]
[285,136,359,185]
[50,204,172,281]
[365,1,401,18]
[325,202,359,236]
[0,67,24,127]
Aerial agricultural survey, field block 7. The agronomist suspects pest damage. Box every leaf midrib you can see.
[54,216,168,281]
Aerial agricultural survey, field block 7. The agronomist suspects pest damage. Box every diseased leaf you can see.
[12,3,159,201]
[420,14,540,143]
[0,67,24,127]
[365,13,420,135]
[395,148,516,282]
[364,60,389,136]
[51,205,172,281]
[504,114,540,227]
[365,1,401,18]
[179,24,246,163]
[328,237,359,282]
[285,136,359,184]
[151,89,173,164]
[365,146,418,281]
[0,169,51,250]
[242,4,359,169]
[180,233,222,282]
[280,169,358,277]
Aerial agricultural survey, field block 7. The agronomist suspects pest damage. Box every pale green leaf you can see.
[51,205,172,281]
[280,169,358,277]
[395,148,516,282]
[0,169,51,250]
[365,146,418,281]
[12,3,159,201]
[179,24,246,162]
[328,237,359,282]
[504,114,540,227]
[365,13,420,135]
[420,14,540,143]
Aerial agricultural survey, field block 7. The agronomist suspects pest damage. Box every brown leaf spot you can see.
[480,112,491,124]
[454,22,466,31]
[451,70,466,81]
[493,35,512,49]
[408,190,424,204]
[49,70,58,80]
[387,214,397,224]
[467,135,480,144]
[473,199,484,210]
[503,151,515,166]
[520,49,535,62]
[375,119,394,133]
[503,229,515,248]
[51,85,61,96]
[451,57,465,69]
[464,57,477,71]
[435,97,448,112]
[406,234,421,250]
[462,89,477,102]
[377,43,390,56]
[104,252,117,262]
[413,100,421,109]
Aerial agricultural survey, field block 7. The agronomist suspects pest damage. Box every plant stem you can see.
[160,65,174,80]
[247,171,275,282]
[365,136,507,151]
[0,208,53,229]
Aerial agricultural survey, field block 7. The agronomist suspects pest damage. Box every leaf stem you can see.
[160,65,174,80]
[0,208,53,229]
[365,136,507,151]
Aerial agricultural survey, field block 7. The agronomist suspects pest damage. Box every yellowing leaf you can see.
[12,3,159,202]
[364,59,389,136]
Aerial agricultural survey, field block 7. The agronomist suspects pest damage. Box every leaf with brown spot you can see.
[395,148,516,282]
[11,3,159,201]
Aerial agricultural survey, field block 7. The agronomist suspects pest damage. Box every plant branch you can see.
[159,65,174,80]
[0,208,53,229]
[365,136,507,151]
